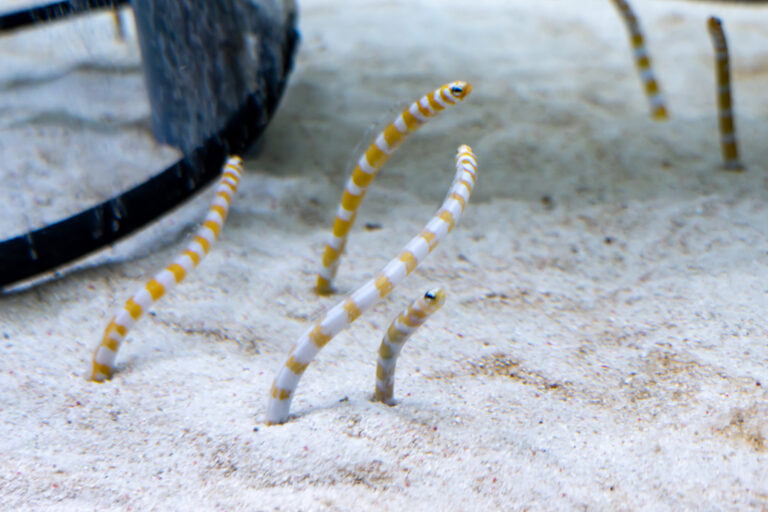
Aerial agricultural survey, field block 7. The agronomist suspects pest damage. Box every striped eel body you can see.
[315,81,472,295]
[267,145,478,425]
[87,156,244,382]
[708,16,743,171]
[374,287,446,405]
[610,0,668,120]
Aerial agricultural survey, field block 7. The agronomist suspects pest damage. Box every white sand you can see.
[1,0,767,509]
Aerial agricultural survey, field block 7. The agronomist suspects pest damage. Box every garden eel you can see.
[610,0,668,120]
[708,16,743,171]
[267,145,478,425]
[316,81,472,295]
[373,287,446,405]
[87,156,244,382]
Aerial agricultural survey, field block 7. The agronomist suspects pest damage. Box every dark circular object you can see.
[0,0,299,289]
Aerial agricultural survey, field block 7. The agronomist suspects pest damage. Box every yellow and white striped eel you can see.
[87,156,245,382]
[708,16,743,171]
[267,145,478,425]
[315,81,472,295]
[374,287,446,405]
[610,0,668,120]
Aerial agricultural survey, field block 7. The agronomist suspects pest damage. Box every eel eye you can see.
[450,85,463,97]
[424,290,437,300]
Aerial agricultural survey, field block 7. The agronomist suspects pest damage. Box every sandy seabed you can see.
[1,0,767,510]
